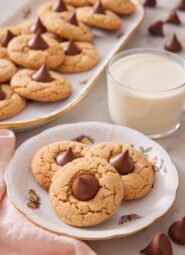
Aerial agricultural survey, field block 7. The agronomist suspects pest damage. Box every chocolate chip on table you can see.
[169,216,185,245]
[148,21,164,37]
[166,10,181,25]
[164,34,182,53]
[140,233,173,255]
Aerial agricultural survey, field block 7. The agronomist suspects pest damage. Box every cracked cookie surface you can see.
[8,34,65,69]
[31,141,88,190]
[76,6,122,30]
[89,0,135,15]
[85,142,154,200]
[0,59,16,83]
[64,0,91,6]
[0,84,26,120]
[49,157,123,227]
[56,41,99,73]
[11,69,72,102]
[39,8,93,42]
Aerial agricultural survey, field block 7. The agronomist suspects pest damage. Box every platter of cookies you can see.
[0,0,144,130]
[6,122,179,240]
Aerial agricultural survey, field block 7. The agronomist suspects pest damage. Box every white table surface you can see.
[1,0,185,254]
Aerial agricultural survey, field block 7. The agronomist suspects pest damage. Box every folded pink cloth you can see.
[0,129,96,255]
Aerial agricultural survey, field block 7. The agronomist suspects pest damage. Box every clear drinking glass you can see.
[107,49,185,138]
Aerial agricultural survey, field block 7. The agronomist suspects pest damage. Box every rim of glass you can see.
[107,48,185,93]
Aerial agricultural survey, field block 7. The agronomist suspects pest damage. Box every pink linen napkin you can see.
[0,129,96,255]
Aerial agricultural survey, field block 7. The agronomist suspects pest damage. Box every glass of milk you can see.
[107,49,185,138]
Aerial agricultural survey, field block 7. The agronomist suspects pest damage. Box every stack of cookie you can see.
[0,0,135,120]
[31,139,154,227]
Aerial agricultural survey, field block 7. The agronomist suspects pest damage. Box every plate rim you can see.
[0,0,145,129]
[5,122,179,240]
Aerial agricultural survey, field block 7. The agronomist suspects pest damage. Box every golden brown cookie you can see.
[39,5,93,42]
[31,141,88,191]
[49,157,123,227]
[8,33,65,69]
[56,40,99,73]
[85,142,154,200]
[89,0,135,15]
[11,64,72,102]
[0,59,16,83]
[76,1,122,30]
[0,47,9,59]
[0,84,26,120]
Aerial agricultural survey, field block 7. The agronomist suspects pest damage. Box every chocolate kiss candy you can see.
[148,21,164,36]
[165,34,182,53]
[65,40,81,56]
[32,64,54,83]
[67,12,79,26]
[56,148,77,166]
[27,31,49,50]
[0,89,6,100]
[53,0,67,12]
[1,30,15,47]
[109,150,134,175]
[177,0,185,11]
[169,217,185,245]
[72,174,99,201]
[93,0,106,14]
[144,0,157,7]
[140,233,173,255]
[31,18,47,34]
[166,10,181,25]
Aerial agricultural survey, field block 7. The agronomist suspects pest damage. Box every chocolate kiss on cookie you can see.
[65,39,81,56]
[0,89,6,100]
[32,64,54,82]
[149,21,164,36]
[140,233,173,255]
[169,217,185,245]
[109,150,134,175]
[56,148,77,166]
[67,11,79,26]
[93,0,106,14]
[31,18,47,34]
[144,0,157,7]
[166,10,181,25]
[177,0,185,11]
[53,0,67,12]
[165,34,182,52]
[27,31,49,50]
[72,174,99,201]
[1,30,15,47]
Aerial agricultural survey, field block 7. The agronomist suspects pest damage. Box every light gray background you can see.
[1,0,185,254]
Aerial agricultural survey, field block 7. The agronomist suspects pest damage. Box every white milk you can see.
[107,52,185,137]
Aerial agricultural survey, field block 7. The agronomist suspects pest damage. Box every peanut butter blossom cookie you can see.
[0,29,18,60]
[89,0,135,15]
[39,1,93,42]
[0,59,16,83]
[31,141,88,190]
[7,32,65,69]
[85,142,154,200]
[77,1,122,30]
[56,40,99,73]
[0,84,26,120]
[49,157,123,227]
[11,64,72,102]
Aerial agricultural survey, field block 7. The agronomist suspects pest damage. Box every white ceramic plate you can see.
[6,122,179,240]
[0,0,144,131]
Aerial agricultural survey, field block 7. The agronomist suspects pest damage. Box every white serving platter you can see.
[6,122,179,240]
[0,0,144,131]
